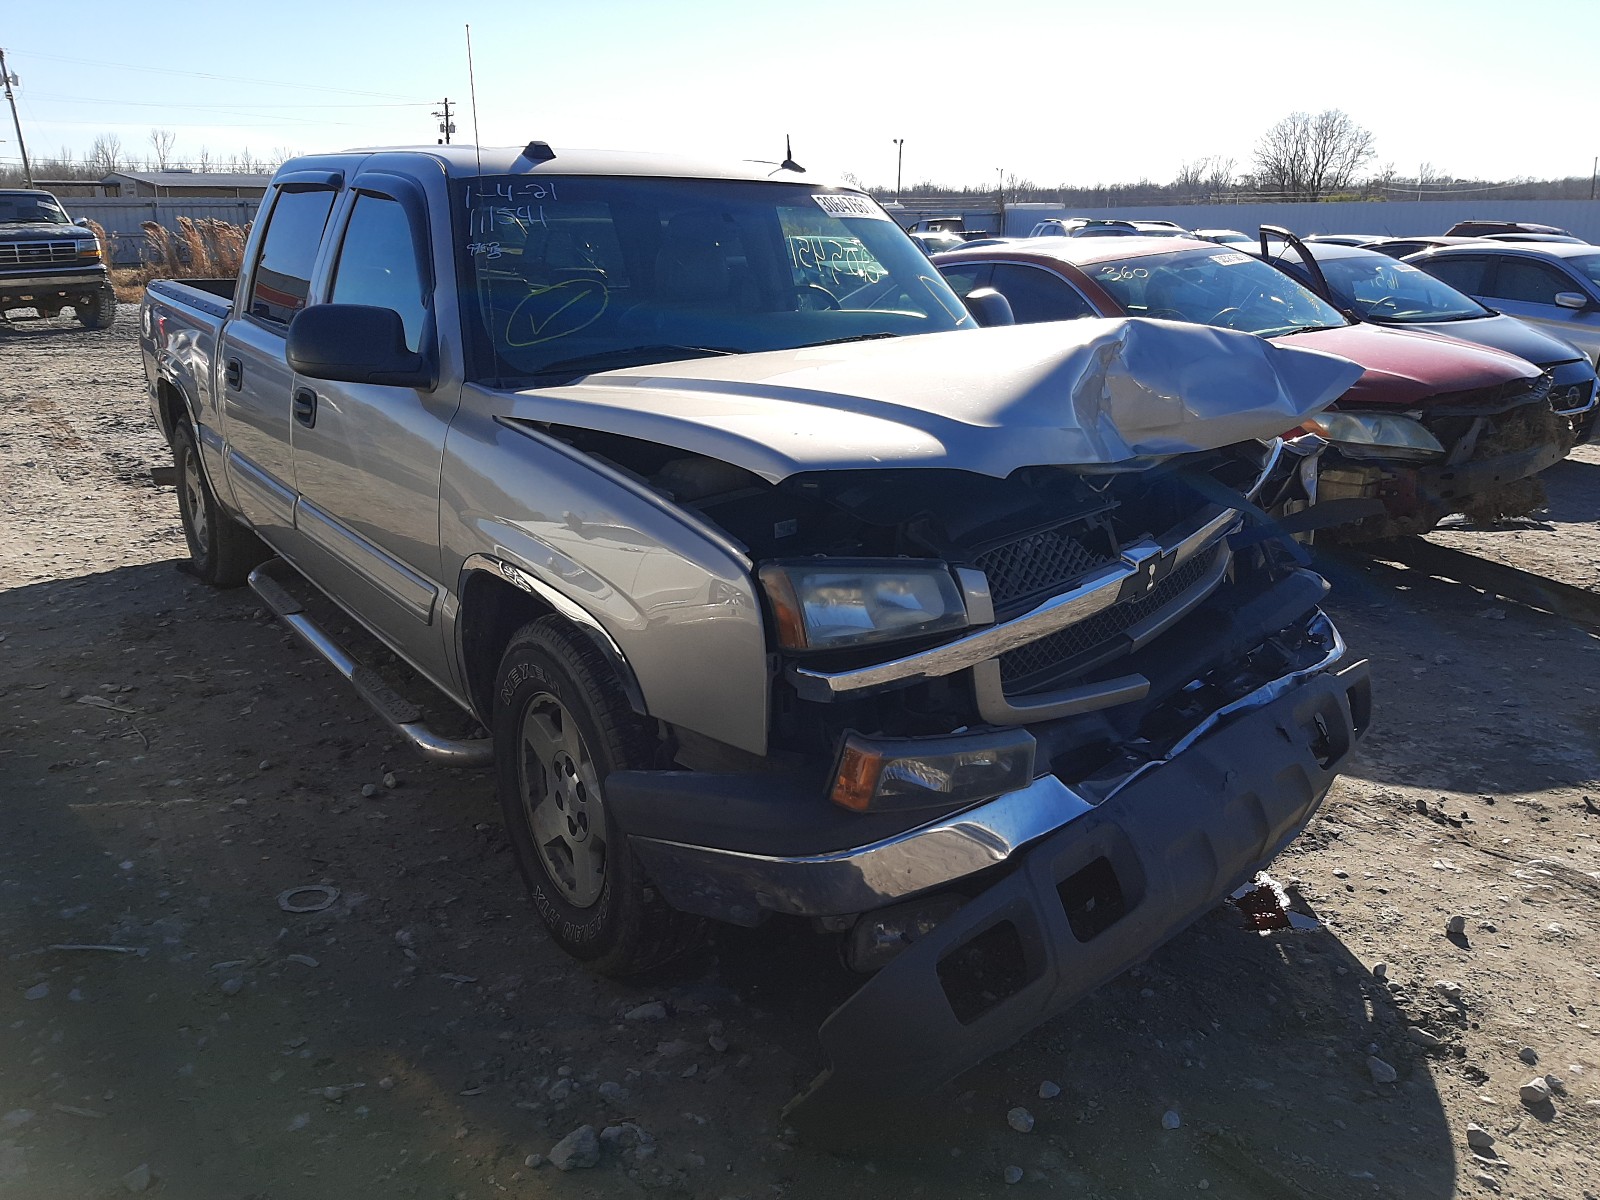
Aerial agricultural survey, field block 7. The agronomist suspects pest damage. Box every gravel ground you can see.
[2,309,1598,1199]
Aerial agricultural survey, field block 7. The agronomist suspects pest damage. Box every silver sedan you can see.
[1405,241,1600,368]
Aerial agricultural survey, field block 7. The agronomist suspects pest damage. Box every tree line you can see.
[0,129,296,187]
[876,110,1598,207]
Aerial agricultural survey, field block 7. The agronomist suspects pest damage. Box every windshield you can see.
[1088,246,1347,337]
[457,176,972,383]
[1561,253,1600,292]
[0,193,70,224]
[1310,254,1487,322]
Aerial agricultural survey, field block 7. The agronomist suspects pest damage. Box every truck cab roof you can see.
[302,144,842,187]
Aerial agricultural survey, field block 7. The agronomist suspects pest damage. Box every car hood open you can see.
[498,318,1363,482]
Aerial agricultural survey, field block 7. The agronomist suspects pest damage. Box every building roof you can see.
[104,169,273,189]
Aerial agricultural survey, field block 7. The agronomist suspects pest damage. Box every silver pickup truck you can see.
[140,143,1371,1117]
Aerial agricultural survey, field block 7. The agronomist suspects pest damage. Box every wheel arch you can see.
[456,554,648,728]
[155,376,196,442]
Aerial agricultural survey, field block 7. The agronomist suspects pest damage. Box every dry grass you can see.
[97,217,251,302]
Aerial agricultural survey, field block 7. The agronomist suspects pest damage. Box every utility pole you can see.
[0,47,32,187]
[1590,156,1596,202]
[892,138,904,201]
[432,97,455,146]
[996,166,1006,236]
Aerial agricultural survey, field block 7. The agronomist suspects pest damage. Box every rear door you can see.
[218,175,339,541]
[288,174,457,687]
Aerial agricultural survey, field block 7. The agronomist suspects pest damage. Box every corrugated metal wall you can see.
[1000,199,1600,241]
[70,197,262,265]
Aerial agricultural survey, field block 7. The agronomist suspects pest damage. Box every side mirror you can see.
[1554,291,1589,310]
[964,287,1015,328]
[287,304,434,389]
[73,217,89,228]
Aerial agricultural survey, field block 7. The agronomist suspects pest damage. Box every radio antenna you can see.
[465,23,483,178]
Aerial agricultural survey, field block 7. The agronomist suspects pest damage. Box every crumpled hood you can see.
[0,221,93,243]
[500,318,1363,482]
[1290,323,1542,410]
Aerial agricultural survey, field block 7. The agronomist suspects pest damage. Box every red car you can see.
[934,237,1569,536]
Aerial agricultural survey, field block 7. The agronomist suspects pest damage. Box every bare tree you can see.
[88,132,124,176]
[1174,155,1238,202]
[148,128,177,171]
[1252,110,1375,201]
[196,145,213,173]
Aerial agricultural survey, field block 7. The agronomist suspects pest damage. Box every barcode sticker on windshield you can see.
[813,193,890,221]
[1211,252,1250,265]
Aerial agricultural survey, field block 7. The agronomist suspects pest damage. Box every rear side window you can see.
[1484,258,1577,305]
[248,187,336,325]
[329,194,427,353]
[991,263,1096,322]
[1419,255,1488,295]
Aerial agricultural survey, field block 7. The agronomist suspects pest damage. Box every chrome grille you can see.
[975,527,1112,612]
[999,548,1218,689]
[1551,378,1596,415]
[0,240,80,268]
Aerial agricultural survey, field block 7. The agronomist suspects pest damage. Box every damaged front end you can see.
[1317,374,1573,537]
[598,433,1367,1117]
[517,318,1371,1121]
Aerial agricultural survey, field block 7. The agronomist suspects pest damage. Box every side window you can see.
[938,262,992,299]
[329,193,427,352]
[991,264,1096,322]
[1484,258,1577,305]
[1419,256,1488,295]
[248,187,336,325]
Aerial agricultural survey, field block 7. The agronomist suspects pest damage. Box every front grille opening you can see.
[937,920,1032,1025]
[1057,857,1127,942]
[999,548,1217,691]
[976,526,1112,613]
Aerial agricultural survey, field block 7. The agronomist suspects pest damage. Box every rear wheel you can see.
[173,419,267,587]
[493,616,702,976]
[75,286,117,330]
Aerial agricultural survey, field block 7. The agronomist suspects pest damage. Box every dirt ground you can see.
[2,310,1598,1200]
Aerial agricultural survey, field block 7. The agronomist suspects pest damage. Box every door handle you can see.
[224,358,243,389]
[293,387,318,429]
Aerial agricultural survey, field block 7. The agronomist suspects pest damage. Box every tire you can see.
[173,419,267,587]
[75,287,117,330]
[493,616,703,977]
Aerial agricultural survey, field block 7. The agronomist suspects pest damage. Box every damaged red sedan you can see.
[935,237,1570,536]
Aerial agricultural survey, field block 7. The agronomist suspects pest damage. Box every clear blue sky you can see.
[3,0,1595,187]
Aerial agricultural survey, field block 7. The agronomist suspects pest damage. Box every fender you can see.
[456,551,648,718]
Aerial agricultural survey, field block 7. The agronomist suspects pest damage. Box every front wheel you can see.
[173,420,267,587]
[494,617,702,977]
[75,286,117,330]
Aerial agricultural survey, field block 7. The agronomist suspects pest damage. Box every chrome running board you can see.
[248,559,494,769]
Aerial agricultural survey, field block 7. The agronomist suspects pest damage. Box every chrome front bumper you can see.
[630,611,1352,925]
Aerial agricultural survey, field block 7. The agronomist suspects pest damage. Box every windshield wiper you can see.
[1274,322,1348,337]
[796,332,901,348]
[535,344,740,377]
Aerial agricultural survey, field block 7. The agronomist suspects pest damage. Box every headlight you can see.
[1309,411,1445,461]
[757,559,967,651]
[77,240,102,259]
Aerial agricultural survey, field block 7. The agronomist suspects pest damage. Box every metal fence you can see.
[997,199,1600,242]
[70,196,262,266]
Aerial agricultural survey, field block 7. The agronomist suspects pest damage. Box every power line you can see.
[7,47,415,100]
[23,93,430,110]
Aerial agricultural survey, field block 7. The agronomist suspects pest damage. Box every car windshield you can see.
[1312,254,1488,322]
[1560,253,1600,292]
[0,194,69,223]
[456,176,972,383]
[1087,246,1346,336]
